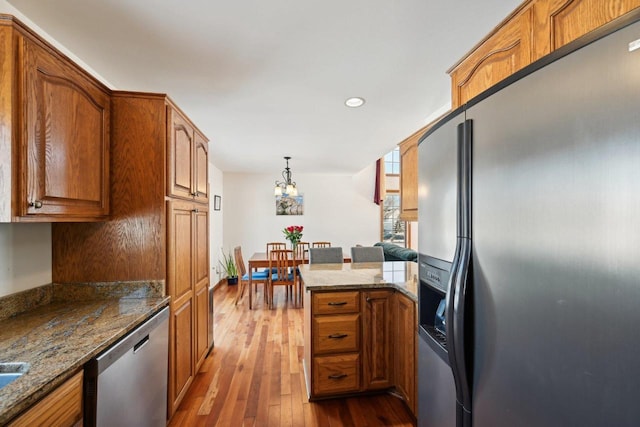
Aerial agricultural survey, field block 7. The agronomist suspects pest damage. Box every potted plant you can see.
[219,251,238,285]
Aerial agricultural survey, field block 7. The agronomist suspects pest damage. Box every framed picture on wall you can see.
[276,195,303,215]
[214,195,221,211]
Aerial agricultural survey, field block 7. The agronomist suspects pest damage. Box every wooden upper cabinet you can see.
[194,132,209,203]
[398,131,420,222]
[449,0,640,108]
[0,17,110,222]
[168,107,209,203]
[532,0,640,60]
[449,6,533,108]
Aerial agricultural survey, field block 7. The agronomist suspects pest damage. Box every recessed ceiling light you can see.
[345,97,365,108]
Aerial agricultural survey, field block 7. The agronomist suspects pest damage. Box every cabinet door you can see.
[194,283,209,371]
[399,136,418,222]
[194,207,210,370]
[193,132,209,203]
[22,37,110,220]
[169,297,194,416]
[532,0,640,60]
[168,108,195,200]
[395,293,417,414]
[449,7,533,108]
[362,290,393,390]
[167,201,195,417]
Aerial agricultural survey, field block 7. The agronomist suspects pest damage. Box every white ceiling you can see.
[7,0,521,174]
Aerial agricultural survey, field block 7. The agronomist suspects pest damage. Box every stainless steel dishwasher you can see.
[84,306,169,427]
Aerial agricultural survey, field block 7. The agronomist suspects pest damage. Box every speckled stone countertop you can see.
[0,282,169,425]
[299,261,418,301]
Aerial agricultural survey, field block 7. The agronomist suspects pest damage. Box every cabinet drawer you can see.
[313,354,360,396]
[313,291,360,315]
[313,314,360,355]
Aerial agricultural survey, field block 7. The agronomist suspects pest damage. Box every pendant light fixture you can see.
[274,156,298,196]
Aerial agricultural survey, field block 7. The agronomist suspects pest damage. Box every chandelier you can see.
[274,156,298,196]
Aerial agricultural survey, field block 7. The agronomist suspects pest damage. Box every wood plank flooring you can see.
[169,283,416,427]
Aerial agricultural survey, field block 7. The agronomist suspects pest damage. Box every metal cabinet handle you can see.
[192,208,199,213]
[328,373,347,380]
[328,333,348,339]
[366,297,372,303]
[328,301,347,306]
[28,200,43,209]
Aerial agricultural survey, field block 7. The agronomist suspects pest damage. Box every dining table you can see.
[246,251,351,309]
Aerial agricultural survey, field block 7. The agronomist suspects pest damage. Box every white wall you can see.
[0,1,113,87]
[0,223,52,297]
[0,1,113,297]
[208,164,225,287]
[222,164,381,263]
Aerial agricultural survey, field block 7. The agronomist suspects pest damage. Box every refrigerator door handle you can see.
[451,238,472,427]
[447,119,473,427]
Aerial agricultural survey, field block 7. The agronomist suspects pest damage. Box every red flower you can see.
[282,225,304,244]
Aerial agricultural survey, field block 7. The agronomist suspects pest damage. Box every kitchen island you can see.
[0,282,169,425]
[299,261,418,415]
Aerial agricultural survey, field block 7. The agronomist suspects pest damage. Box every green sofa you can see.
[374,242,418,262]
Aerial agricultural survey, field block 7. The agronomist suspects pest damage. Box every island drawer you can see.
[313,314,360,355]
[313,291,360,315]
[312,353,361,396]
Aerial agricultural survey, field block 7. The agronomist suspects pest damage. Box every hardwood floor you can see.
[169,283,416,426]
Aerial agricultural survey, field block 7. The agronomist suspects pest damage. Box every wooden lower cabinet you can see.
[362,290,394,390]
[169,297,194,414]
[313,354,361,396]
[194,282,210,371]
[394,292,417,414]
[305,288,416,415]
[167,200,209,416]
[9,370,83,427]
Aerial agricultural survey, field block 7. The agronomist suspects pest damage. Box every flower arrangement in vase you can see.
[283,225,303,250]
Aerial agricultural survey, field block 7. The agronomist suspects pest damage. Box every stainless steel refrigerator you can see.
[418,11,640,427]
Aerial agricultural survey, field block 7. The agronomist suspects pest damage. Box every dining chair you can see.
[268,249,297,309]
[293,242,310,307]
[265,242,286,273]
[234,246,269,309]
[309,247,343,264]
[294,242,310,262]
[350,246,385,263]
[311,241,331,248]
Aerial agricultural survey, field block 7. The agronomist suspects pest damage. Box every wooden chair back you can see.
[268,249,297,309]
[234,246,247,278]
[266,242,286,255]
[294,242,310,262]
[312,241,331,248]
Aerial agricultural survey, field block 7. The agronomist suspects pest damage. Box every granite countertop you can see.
[0,282,169,425]
[299,260,418,301]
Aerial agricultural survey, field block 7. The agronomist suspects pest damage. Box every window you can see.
[380,147,407,247]
[384,149,400,175]
[382,193,405,245]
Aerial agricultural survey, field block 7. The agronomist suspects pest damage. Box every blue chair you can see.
[234,246,269,309]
